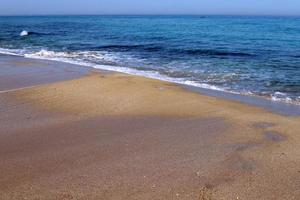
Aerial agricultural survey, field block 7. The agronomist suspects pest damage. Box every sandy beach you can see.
[0,55,300,200]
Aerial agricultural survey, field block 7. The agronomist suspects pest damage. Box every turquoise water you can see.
[0,16,300,104]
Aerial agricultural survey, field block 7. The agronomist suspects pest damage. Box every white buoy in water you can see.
[20,30,29,37]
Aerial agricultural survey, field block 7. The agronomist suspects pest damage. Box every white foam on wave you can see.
[271,92,293,104]
[20,30,29,37]
[25,49,78,59]
[23,49,229,92]
[0,47,22,56]
[1,47,299,105]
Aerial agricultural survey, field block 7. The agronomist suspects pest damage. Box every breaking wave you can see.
[0,47,298,105]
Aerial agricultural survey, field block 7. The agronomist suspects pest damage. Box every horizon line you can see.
[1,14,300,17]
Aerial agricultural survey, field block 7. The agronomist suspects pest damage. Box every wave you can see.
[179,49,255,57]
[95,44,145,49]
[92,44,254,57]
[271,92,293,104]
[20,30,52,37]
[3,48,230,93]
[0,48,22,56]
[25,49,77,58]
[91,44,163,52]
[0,47,298,105]
[20,30,29,36]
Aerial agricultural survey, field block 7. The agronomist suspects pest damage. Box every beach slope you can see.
[0,57,300,200]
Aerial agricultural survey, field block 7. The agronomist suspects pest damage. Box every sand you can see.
[0,56,300,200]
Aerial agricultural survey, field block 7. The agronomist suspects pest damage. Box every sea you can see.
[0,15,300,104]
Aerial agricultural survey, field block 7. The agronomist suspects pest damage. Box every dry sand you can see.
[1,58,300,199]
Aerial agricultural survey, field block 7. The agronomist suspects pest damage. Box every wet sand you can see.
[0,54,89,91]
[0,55,300,199]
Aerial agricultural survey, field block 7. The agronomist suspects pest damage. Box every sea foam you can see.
[0,47,299,106]
[20,30,29,37]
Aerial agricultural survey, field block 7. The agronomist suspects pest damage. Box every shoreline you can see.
[1,54,300,199]
[0,54,90,91]
[1,53,300,116]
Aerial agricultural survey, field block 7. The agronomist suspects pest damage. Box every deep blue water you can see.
[0,16,300,104]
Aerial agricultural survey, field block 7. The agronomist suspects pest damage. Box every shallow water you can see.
[0,15,300,104]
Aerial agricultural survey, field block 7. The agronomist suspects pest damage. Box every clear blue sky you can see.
[0,0,300,16]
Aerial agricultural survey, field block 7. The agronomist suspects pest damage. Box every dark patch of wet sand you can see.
[0,54,89,91]
[264,131,287,142]
[252,122,277,129]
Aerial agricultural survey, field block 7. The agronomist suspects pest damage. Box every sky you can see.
[0,0,300,16]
